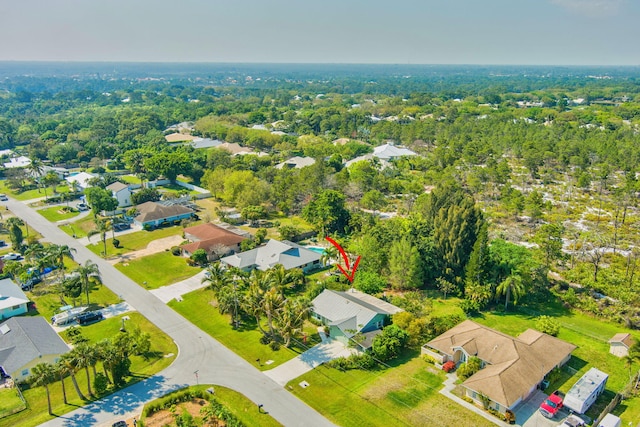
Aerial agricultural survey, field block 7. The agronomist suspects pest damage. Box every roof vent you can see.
[0,324,10,335]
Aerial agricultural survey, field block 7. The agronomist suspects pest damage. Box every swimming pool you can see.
[306,246,326,255]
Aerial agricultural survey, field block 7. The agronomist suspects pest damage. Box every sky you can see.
[1,0,638,65]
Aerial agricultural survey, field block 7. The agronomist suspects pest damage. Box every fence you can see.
[0,382,27,419]
[592,392,621,427]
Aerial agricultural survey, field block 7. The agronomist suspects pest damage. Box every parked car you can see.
[112,421,127,427]
[77,311,104,326]
[77,203,89,211]
[1,252,21,261]
[559,415,585,427]
[21,277,42,291]
[113,222,131,231]
[540,390,564,418]
[0,240,5,247]
[0,194,8,201]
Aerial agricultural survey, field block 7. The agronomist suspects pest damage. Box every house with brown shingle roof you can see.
[181,223,247,261]
[423,320,576,414]
[608,333,634,357]
[133,201,195,229]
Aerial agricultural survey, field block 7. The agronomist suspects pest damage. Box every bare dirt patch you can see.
[143,399,217,427]
[109,235,184,265]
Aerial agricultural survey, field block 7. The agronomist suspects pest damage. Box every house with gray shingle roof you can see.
[0,317,70,382]
[311,289,403,349]
[106,181,132,208]
[275,156,316,170]
[0,278,29,320]
[133,201,195,229]
[220,239,321,273]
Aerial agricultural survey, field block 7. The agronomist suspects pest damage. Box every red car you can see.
[539,391,563,418]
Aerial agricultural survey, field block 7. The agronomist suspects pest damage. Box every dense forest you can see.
[2,62,640,328]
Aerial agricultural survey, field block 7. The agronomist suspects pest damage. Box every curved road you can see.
[6,199,334,427]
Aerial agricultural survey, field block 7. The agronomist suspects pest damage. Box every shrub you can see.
[269,340,281,351]
[535,315,560,336]
[505,409,516,424]
[326,353,377,371]
[112,238,120,248]
[93,373,108,395]
[422,354,436,364]
[171,246,182,256]
[442,361,456,373]
[457,356,482,380]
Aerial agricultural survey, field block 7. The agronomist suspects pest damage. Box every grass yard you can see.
[0,181,70,201]
[0,387,26,419]
[2,312,177,427]
[115,252,201,289]
[86,225,186,258]
[472,303,640,424]
[37,206,80,222]
[169,288,321,370]
[288,353,495,427]
[58,214,96,238]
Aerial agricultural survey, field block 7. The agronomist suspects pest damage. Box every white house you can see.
[106,181,132,208]
[0,317,70,383]
[275,156,316,169]
[221,239,322,273]
[3,156,31,169]
[0,278,29,320]
[65,172,95,190]
[608,333,634,357]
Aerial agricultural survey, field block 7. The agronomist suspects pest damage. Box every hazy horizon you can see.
[2,0,639,66]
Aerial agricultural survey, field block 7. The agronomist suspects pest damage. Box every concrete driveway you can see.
[515,390,570,427]
[264,339,355,386]
[150,270,208,303]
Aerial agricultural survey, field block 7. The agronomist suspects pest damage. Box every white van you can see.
[598,413,622,427]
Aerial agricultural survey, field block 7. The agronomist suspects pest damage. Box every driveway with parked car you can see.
[515,390,571,427]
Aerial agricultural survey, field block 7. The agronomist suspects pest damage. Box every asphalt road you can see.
[6,199,335,427]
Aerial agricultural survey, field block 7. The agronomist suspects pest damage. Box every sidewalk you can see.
[439,372,509,427]
[150,270,208,303]
[263,332,355,386]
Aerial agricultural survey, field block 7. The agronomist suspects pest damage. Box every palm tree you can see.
[72,343,95,398]
[262,287,285,339]
[30,362,56,415]
[87,218,112,257]
[46,244,76,281]
[321,245,338,266]
[94,339,113,384]
[73,260,102,305]
[55,359,70,405]
[27,158,45,195]
[276,297,311,347]
[59,352,87,401]
[496,274,526,311]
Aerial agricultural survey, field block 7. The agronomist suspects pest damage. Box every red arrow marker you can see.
[325,236,361,283]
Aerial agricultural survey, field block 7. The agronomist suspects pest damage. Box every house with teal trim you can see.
[311,289,403,350]
[0,278,29,320]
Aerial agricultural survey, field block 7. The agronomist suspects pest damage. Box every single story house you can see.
[2,156,31,169]
[0,317,70,383]
[423,320,576,414]
[0,278,29,320]
[275,156,316,169]
[608,333,634,357]
[311,289,403,349]
[165,133,197,143]
[217,142,253,156]
[220,239,321,273]
[181,223,247,261]
[133,201,195,229]
[65,171,95,190]
[191,138,223,150]
[106,181,132,208]
[372,143,417,161]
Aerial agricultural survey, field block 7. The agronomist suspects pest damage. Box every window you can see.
[21,369,29,376]
[11,305,20,311]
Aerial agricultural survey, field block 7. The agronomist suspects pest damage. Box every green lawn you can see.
[37,206,80,222]
[140,385,282,427]
[2,312,177,427]
[472,304,640,425]
[115,252,201,289]
[0,181,70,201]
[86,225,186,257]
[288,353,495,427]
[0,387,25,419]
[59,214,96,238]
[168,288,321,370]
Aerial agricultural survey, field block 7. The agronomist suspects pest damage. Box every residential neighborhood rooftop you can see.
[221,239,321,271]
[0,278,29,312]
